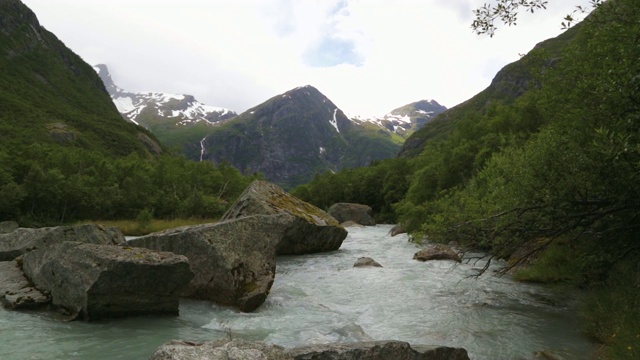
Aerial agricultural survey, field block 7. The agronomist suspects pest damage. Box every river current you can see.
[0,225,594,359]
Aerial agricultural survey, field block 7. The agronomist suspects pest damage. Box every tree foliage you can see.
[472,0,604,36]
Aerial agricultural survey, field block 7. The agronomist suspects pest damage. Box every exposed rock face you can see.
[413,244,462,263]
[328,203,376,226]
[128,214,291,312]
[353,257,383,268]
[222,180,347,255]
[0,260,50,310]
[0,221,18,234]
[0,224,125,261]
[290,341,470,360]
[149,340,470,360]
[21,242,193,321]
[150,339,293,360]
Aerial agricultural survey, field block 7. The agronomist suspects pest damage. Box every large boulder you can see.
[327,203,376,226]
[388,224,406,237]
[0,223,125,261]
[128,214,290,312]
[150,339,293,360]
[21,242,193,321]
[222,180,347,255]
[289,341,470,360]
[413,244,462,263]
[0,260,50,310]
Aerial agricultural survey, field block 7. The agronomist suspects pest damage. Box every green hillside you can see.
[0,0,254,225]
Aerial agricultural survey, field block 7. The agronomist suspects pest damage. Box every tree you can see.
[472,0,604,37]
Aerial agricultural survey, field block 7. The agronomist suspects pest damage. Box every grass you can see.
[87,218,217,236]
[580,261,640,360]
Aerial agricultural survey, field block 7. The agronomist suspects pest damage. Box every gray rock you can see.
[21,242,193,321]
[222,180,347,255]
[413,244,462,263]
[0,223,125,261]
[388,224,406,237]
[149,340,470,360]
[150,338,293,360]
[340,221,363,228]
[289,341,470,360]
[128,215,290,312]
[0,221,18,234]
[327,203,376,226]
[353,257,383,268]
[0,260,50,310]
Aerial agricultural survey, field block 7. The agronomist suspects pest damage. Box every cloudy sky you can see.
[22,0,592,116]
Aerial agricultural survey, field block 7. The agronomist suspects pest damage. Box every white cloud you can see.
[22,0,596,116]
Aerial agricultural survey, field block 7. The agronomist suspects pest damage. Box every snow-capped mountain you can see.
[93,64,236,127]
[93,64,237,158]
[201,85,404,188]
[348,99,447,138]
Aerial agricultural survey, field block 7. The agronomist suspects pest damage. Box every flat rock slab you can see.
[22,242,193,321]
[0,221,18,234]
[0,223,125,261]
[0,260,50,310]
[128,215,290,312]
[222,180,347,255]
[150,339,293,360]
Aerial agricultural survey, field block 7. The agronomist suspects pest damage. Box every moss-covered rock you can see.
[222,180,347,255]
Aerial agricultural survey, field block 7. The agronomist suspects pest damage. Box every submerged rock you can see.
[0,260,50,310]
[21,242,192,321]
[353,257,383,268]
[413,244,462,263]
[128,214,290,312]
[0,223,125,261]
[222,180,347,255]
[150,339,292,360]
[327,203,376,226]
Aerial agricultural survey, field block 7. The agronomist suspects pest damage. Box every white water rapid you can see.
[0,225,594,359]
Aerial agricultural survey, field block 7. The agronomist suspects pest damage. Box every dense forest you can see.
[293,1,640,358]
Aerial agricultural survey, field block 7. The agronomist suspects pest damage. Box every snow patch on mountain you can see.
[93,64,237,127]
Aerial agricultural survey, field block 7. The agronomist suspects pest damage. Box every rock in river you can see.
[150,339,292,360]
[128,214,291,312]
[222,180,347,255]
[150,339,471,360]
[21,241,193,321]
[289,340,470,360]
[353,257,383,268]
[328,202,376,226]
[413,244,462,263]
[0,223,125,261]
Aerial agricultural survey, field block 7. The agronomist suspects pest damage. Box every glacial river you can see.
[0,225,594,359]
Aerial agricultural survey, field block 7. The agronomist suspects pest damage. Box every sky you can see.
[22,0,594,116]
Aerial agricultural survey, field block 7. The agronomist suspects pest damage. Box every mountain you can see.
[201,85,404,188]
[93,64,236,158]
[0,0,161,158]
[398,25,581,158]
[349,99,447,138]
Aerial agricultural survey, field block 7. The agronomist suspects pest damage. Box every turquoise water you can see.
[0,225,594,359]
